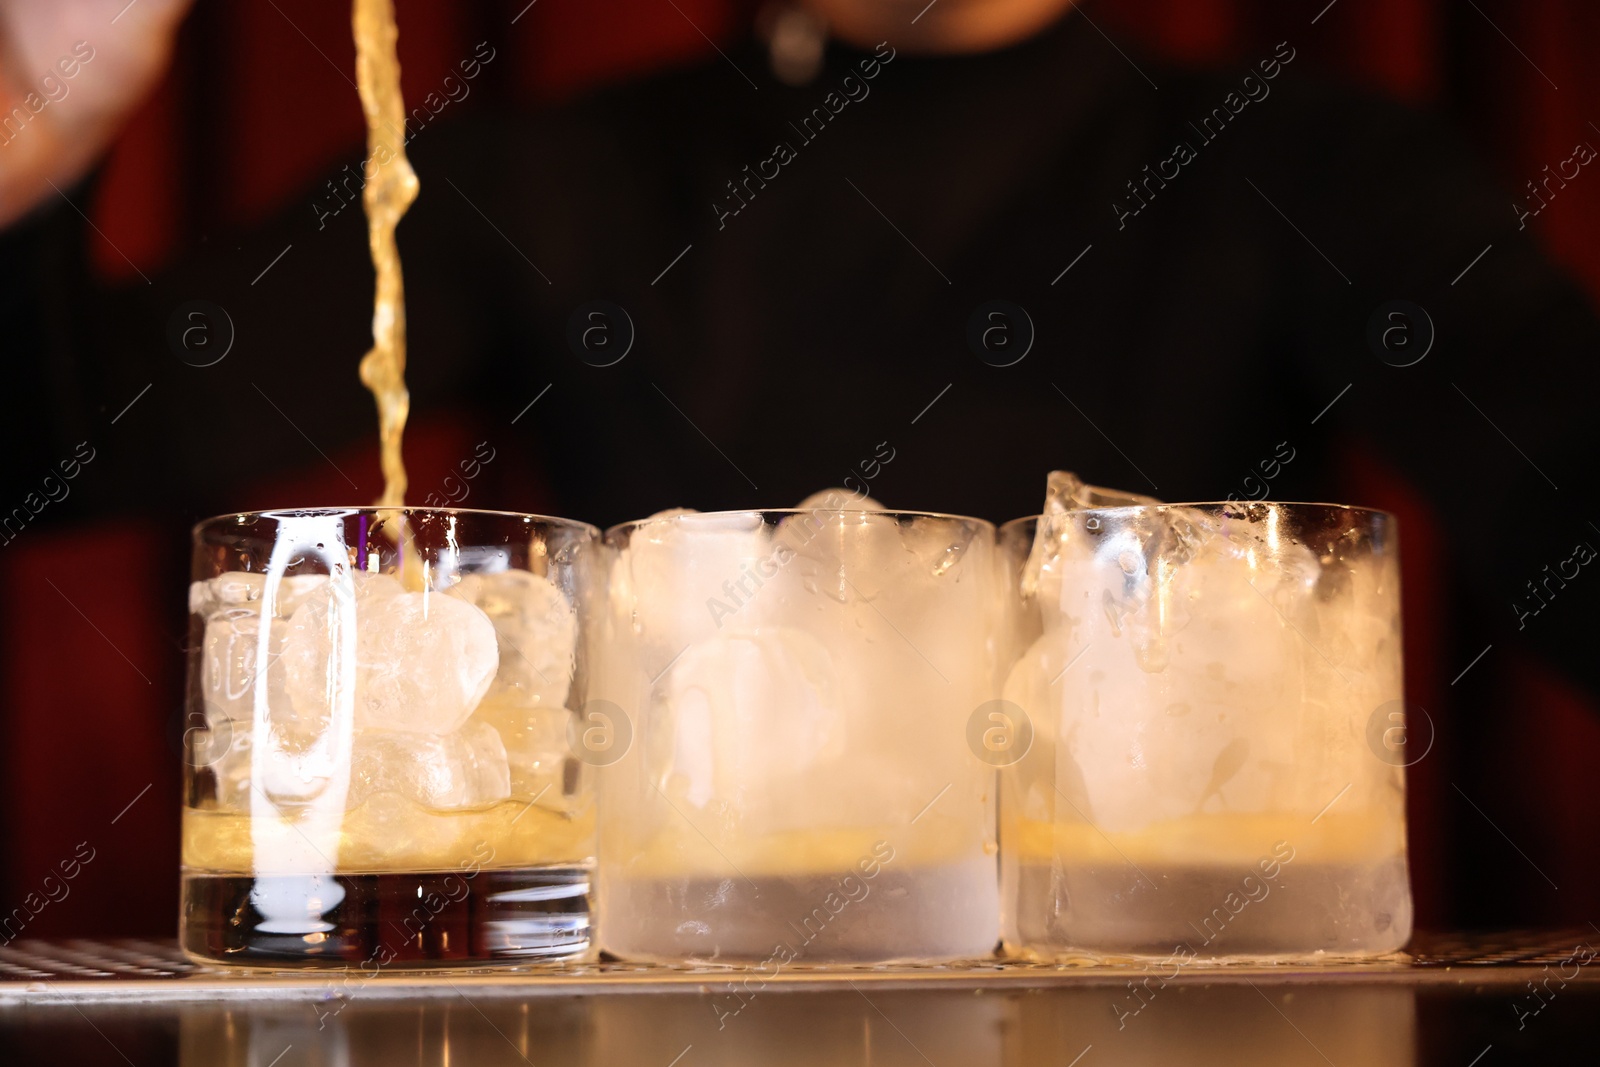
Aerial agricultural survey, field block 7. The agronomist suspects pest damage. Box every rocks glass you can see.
[999,502,1412,958]
[180,508,599,966]
[593,504,1002,963]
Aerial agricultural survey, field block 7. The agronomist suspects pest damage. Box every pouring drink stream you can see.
[353,0,416,513]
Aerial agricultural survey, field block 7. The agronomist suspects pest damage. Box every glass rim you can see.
[191,506,600,540]
[606,507,996,540]
[998,501,1396,535]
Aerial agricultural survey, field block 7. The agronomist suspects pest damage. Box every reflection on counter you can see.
[171,981,1416,1066]
[179,996,595,1066]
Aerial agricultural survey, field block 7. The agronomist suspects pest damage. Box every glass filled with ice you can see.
[999,475,1412,958]
[180,508,599,966]
[593,494,1002,963]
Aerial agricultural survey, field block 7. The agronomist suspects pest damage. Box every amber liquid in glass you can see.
[181,788,595,966]
[181,867,589,966]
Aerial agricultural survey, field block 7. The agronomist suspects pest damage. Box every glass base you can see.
[180,865,590,968]
[1005,856,1411,959]
[599,856,999,964]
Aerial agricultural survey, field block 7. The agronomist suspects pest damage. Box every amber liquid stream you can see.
[353,0,416,510]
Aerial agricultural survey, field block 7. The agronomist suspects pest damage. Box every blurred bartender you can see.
[2,0,1597,701]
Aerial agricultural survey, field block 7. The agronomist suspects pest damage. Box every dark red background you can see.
[3,0,1598,939]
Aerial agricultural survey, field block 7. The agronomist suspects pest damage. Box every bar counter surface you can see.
[1,930,1594,1064]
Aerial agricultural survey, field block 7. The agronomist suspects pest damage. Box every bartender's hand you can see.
[0,0,192,228]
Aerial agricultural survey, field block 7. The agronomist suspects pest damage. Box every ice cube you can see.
[355,587,500,732]
[474,697,577,806]
[283,572,499,734]
[617,509,769,649]
[189,572,327,619]
[201,607,277,724]
[795,487,885,512]
[1043,633,1295,833]
[446,570,576,709]
[199,600,342,755]
[200,712,340,811]
[777,508,894,603]
[774,501,983,663]
[898,513,981,582]
[762,496,998,726]
[1043,470,1160,513]
[1020,504,1338,832]
[338,793,474,870]
[193,576,330,731]
[347,720,510,811]
[1000,633,1073,821]
[778,490,958,604]
[204,726,253,809]
[656,628,843,816]
[1022,470,1160,604]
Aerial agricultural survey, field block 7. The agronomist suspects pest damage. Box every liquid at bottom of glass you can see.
[180,865,591,967]
[600,855,1000,964]
[1006,854,1412,959]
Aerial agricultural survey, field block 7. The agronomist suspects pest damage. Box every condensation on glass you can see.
[998,502,1412,959]
[180,508,599,967]
[593,507,1003,963]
